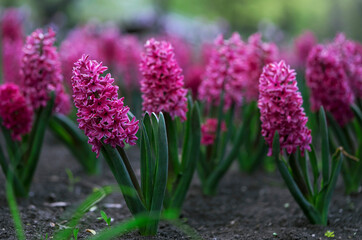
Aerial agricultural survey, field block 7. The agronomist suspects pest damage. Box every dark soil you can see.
[0,132,361,240]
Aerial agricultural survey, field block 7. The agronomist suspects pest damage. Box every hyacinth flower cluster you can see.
[72,55,171,235]
[306,38,355,126]
[139,38,201,214]
[198,33,246,110]
[259,60,344,225]
[258,60,312,156]
[242,33,279,102]
[307,34,362,194]
[0,84,33,141]
[140,38,188,121]
[1,8,24,84]
[294,31,317,68]
[19,28,100,175]
[72,55,139,156]
[196,33,258,194]
[20,28,71,114]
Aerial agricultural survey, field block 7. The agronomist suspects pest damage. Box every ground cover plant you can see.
[0,4,362,240]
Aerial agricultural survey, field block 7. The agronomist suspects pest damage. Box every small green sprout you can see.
[73,228,79,240]
[273,232,278,237]
[98,210,112,226]
[324,230,335,237]
[41,233,48,240]
[65,168,81,192]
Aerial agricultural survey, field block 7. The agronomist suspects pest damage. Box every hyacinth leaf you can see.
[308,145,320,200]
[53,186,115,240]
[289,152,311,199]
[0,124,20,165]
[321,150,343,224]
[218,104,235,162]
[211,90,225,163]
[273,132,322,224]
[49,114,99,175]
[101,144,146,216]
[326,112,352,154]
[319,107,330,187]
[164,113,180,175]
[5,175,25,240]
[147,112,168,235]
[151,113,160,158]
[203,103,253,195]
[180,96,193,171]
[22,92,55,191]
[0,144,26,197]
[170,102,201,211]
[140,121,154,209]
[351,104,362,126]
[143,113,156,156]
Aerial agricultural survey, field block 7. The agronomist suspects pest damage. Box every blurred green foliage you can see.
[2,0,362,41]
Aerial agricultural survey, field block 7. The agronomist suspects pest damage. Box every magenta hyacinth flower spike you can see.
[306,41,355,126]
[20,28,71,114]
[198,33,247,110]
[140,38,188,121]
[258,60,312,156]
[0,83,33,141]
[1,8,24,84]
[72,55,139,157]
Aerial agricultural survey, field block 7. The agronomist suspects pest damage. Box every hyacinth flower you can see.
[294,31,317,68]
[196,33,257,195]
[1,8,24,84]
[72,55,169,235]
[259,60,344,225]
[224,33,279,173]
[140,38,201,214]
[307,34,362,194]
[0,82,52,197]
[19,27,99,175]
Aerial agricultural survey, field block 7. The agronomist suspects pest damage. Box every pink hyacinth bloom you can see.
[294,31,317,68]
[1,8,24,84]
[60,24,103,88]
[243,33,279,102]
[115,35,142,89]
[20,28,71,114]
[0,83,33,141]
[72,55,139,157]
[184,64,204,99]
[201,118,227,146]
[140,38,188,121]
[306,42,355,126]
[198,33,247,110]
[334,33,362,99]
[258,60,311,156]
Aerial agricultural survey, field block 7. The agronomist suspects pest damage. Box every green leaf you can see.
[53,186,115,240]
[143,113,156,155]
[308,145,320,198]
[164,113,180,175]
[5,174,26,240]
[140,121,154,209]
[319,107,330,186]
[101,144,146,216]
[321,151,343,224]
[49,114,99,175]
[147,112,168,235]
[170,102,201,211]
[273,132,322,224]
[22,92,55,191]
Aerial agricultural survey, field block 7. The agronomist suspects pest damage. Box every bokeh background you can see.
[2,0,362,42]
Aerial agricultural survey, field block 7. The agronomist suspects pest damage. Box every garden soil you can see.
[0,132,361,240]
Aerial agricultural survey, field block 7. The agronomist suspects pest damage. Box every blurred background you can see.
[1,0,362,42]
